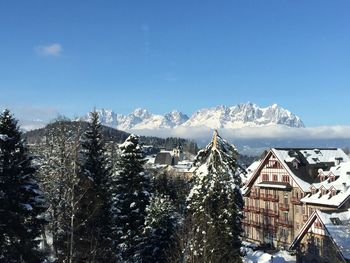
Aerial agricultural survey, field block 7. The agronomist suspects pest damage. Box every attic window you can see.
[315,220,322,228]
[330,218,342,225]
[321,189,327,195]
[330,189,337,197]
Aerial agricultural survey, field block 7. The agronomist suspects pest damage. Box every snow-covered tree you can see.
[36,118,81,262]
[138,195,180,263]
[113,134,151,262]
[187,130,243,263]
[73,110,115,262]
[0,109,46,262]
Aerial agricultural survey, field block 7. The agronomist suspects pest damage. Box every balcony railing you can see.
[260,208,278,217]
[278,203,290,211]
[242,219,250,225]
[261,194,279,202]
[276,219,293,228]
[262,222,276,232]
[243,206,260,213]
[250,192,259,199]
[250,221,261,228]
[291,196,302,205]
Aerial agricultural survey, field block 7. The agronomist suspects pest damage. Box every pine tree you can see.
[113,134,151,262]
[0,109,46,262]
[138,195,180,263]
[73,110,115,262]
[187,130,243,263]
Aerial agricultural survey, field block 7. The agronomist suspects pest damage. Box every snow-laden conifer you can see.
[138,195,180,263]
[0,109,46,262]
[187,130,243,263]
[73,110,115,262]
[113,134,151,262]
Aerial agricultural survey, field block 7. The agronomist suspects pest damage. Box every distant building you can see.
[154,152,178,165]
[290,209,350,263]
[154,146,183,166]
[242,148,350,249]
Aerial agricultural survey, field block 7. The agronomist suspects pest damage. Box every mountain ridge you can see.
[80,102,304,130]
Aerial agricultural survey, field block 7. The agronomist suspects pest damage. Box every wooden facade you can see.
[242,148,350,250]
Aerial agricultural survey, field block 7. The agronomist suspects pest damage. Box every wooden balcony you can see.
[250,192,259,199]
[291,196,302,205]
[250,221,261,228]
[261,194,279,202]
[243,206,260,213]
[262,222,277,232]
[243,206,250,212]
[260,208,278,217]
[242,219,251,226]
[278,203,290,211]
[276,219,293,228]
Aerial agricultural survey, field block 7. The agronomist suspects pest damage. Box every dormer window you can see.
[321,188,327,196]
[330,189,337,197]
[311,188,317,195]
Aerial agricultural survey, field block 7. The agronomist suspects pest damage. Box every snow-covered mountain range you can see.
[80,103,304,130]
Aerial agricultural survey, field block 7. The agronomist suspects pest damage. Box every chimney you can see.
[342,182,348,193]
[335,157,343,165]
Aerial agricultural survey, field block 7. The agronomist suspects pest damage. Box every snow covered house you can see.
[242,148,350,249]
[290,209,350,263]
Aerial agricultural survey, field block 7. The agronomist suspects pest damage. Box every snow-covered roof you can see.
[301,161,350,207]
[318,209,350,260]
[290,209,350,261]
[245,148,349,193]
[273,148,349,192]
[240,160,260,185]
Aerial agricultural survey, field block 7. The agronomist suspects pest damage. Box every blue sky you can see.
[0,0,349,126]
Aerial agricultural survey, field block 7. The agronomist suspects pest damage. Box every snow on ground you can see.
[242,248,296,263]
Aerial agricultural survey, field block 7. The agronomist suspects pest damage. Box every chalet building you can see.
[242,148,350,249]
[290,209,350,263]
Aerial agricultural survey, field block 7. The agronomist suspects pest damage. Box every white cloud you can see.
[6,106,60,131]
[128,125,350,141]
[35,43,62,56]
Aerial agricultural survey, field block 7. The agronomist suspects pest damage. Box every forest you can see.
[0,110,243,263]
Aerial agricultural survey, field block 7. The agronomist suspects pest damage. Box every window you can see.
[262,174,269,181]
[273,174,278,181]
[330,189,337,197]
[282,175,290,183]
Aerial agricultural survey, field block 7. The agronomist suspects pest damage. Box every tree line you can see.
[0,109,243,263]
